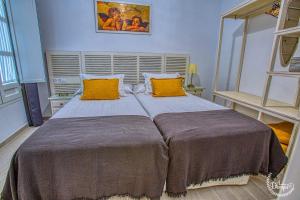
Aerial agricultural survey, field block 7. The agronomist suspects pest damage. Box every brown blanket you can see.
[1,116,168,200]
[154,110,288,196]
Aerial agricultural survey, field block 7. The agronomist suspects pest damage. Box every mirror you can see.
[280,0,300,67]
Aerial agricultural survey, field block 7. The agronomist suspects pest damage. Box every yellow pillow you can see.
[81,79,120,100]
[269,122,293,145]
[151,77,186,97]
[281,143,288,153]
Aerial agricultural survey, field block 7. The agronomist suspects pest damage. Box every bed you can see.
[135,93,288,196]
[2,94,168,200]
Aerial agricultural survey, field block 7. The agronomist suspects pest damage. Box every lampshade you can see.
[188,64,197,74]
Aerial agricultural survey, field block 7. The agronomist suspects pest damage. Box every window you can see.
[0,0,20,104]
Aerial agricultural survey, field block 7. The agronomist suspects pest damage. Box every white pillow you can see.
[124,84,133,94]
[80,74,128,96]
[143,73,180,94]
[133,83,146,94]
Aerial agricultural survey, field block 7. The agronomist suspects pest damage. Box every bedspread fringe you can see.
[73,193,160,200]
[166,172,270,198]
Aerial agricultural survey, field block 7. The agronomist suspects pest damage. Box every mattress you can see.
[135,93,227,119]
[53,94,148,118]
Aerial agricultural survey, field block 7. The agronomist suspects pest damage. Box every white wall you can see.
[36,0,222,99]
[0,99,27,144]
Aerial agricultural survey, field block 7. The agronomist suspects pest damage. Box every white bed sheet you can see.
[52,94,148,119]
[135,93,227,119]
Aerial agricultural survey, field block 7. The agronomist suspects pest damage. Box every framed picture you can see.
[95,0,151,34]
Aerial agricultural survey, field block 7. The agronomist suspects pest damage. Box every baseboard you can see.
[0,123,28,148]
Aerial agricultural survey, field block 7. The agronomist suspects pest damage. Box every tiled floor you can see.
[0,127,275,200]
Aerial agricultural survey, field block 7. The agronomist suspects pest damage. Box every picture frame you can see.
[94,0,151,34]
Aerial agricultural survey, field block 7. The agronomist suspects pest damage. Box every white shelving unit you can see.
[213,0,300,160]
[276,26,300,36]
[222,0,275,19]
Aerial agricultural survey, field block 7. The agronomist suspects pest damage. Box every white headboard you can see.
[46,51,190,96]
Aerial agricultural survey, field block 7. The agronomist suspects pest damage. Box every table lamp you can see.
[188,63,197,88]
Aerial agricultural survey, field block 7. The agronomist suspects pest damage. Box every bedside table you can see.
[185,86,205,97]
[49,95,73,115]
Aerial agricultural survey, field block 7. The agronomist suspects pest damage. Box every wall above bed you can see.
[35,0,222,99]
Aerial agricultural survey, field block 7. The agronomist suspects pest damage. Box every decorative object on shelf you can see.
[95,0,151,34]
[266,0,281,18]
[187,63,197,88]
[289,57,300,72]
[280,0,300,66]
[185,86,205,97]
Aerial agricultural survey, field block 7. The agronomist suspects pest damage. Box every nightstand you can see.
[49,95,73,115]
[185,86,205,97]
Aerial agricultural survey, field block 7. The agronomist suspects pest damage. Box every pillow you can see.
[74,88,82,96]
[124,84,133,94]
[143,73,180,94]
[133,83,146,94]
[80,74,127,96]
[77,83,132,95]
[80,79,120,100]
[151,77,186,97]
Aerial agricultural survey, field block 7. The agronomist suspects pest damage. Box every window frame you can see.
[0,0,21,105]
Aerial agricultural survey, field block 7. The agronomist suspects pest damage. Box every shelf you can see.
[275,26,300,37]
[223,0,274,19]
[214,91,300,122]
[267,71,300,77]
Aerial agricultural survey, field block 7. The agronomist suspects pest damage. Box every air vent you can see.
[47,52,82,96]
[50,54,80,76]
[113,55,138,84]
[139,56,163,82]
[165,56,188,76]
[83,54,112,75]
[53,83,81,95]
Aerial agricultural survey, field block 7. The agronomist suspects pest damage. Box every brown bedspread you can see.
[1,116,168,200]
[153,110,288,196]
